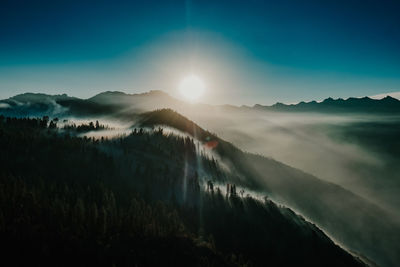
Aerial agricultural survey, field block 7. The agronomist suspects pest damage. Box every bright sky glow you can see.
[179,75,205,101]
[0,1,399,105]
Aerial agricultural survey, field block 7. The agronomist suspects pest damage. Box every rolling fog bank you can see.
[180,107,400,217]
[131,108,400,267]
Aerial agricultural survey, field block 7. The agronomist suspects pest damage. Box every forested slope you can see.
[0,115,364,267]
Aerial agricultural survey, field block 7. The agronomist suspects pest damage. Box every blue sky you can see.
[0,0,399,105]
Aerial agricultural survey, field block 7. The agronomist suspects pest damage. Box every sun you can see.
[179,75,205,101]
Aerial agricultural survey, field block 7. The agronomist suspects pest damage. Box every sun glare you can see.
[179,75,205,101]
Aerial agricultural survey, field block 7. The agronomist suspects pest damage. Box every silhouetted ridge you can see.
[139,108,214,141]
[89,90,170,102]
[89,91,128,99]
[254,96,400,113]
[2,91,400,117]
[10,92,76,102]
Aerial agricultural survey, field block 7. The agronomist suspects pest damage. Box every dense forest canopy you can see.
[0,115,365,267]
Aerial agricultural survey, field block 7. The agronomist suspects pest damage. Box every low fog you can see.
[180,107,400,217]
[173,107,400,267]
[84,108,400,267]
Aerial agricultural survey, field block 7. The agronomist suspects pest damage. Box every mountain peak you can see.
[89,91,127,99]
[89,90,170,101]
[382,95,398,101]
[9,92,74,103]
[252,95,400,113]
[323,97,335,102]
[144,90,170,97]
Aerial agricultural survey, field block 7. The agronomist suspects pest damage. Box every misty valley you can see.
[0,91,399,267]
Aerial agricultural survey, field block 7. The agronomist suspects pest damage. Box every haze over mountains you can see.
[1,90,400,117]
[1,90,400,266]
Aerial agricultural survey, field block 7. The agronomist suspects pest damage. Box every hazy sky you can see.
[1,0,399,105]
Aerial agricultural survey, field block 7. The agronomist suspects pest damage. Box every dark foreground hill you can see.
[137,109,400,267]
[0,115,364,267]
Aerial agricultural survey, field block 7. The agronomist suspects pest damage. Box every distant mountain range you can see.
[370,91,400,100]
[1,91,400,118]
[251,96,400,113]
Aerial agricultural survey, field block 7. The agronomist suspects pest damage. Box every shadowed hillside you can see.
[137,109,400,267]
[0,115,365,267]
